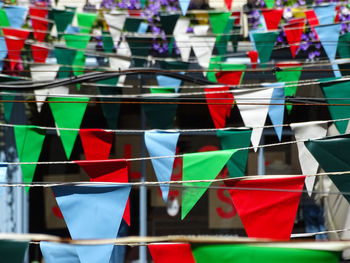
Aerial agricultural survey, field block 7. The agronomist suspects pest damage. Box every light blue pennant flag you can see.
[65,25,81,34]
[144,131,180,203]
[137,22,148,33]
[5,6,27,28]
[40,242,80,263]
[0,36,7,71]
[156,75,183,93]
[314,4,336,25]
[0,164,7,199]
[52,185,131,263]
[179,0,191,16]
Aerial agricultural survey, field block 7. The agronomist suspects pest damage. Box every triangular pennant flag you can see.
[14,125,46,193]
[305,9,319,37]
[215,64,246,85]
[338,33,350,59]
[291,121,327,195]
[159,13,180,35]
[0,75,18,122]
[262,9,283,30]
[0,36,8,71]
[79,129,114,160]
[209,12,231,35]
[275,63,302,114]
[252,32,278,66]
[5,6,27,28]
[179,0,191,15]
[142,100,178,129]
[48,97,89,159]
[75,159,130,225]
[29,6,48,42]
[0,240,29,263]
[52,9,75,39]
[148,243,196,263]
[226,176,305,240]
[174,18,191,61]
[124,17,142,32]
[54,47,77,79]
[214,17,235,56]
[264,0,274,9]
[182,149,236,219]
[40,242,80,263]
[144,131,180,203]
[0,164,7,198]
[126,36,152,67]
[52,185,130,263]
[305,134,350,203]
[235,87,274,151]
[31,44,49,63]
[29,5,48,18]
[0,9,10,27]
[265,82,285,141]
[101,31,114,53]
[314,4,336,25]
[77,12,97,34]
[191,36,216,72]
[2,28,30,70]
[224,0,233,10]
[321,80,350,134]
[104,13,126,43]
[284,19,305,58]
[205,86,234,128]
[247,50,258,69]
[217,128,252,178]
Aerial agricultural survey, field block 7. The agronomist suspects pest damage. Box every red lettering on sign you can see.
[216,185,237,219]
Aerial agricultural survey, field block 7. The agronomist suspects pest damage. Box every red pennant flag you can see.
[226,176,305,240]
[205,86,234,128]
[304,10,319,39]
[29,6,48,42]
[148,243,196,263]
[247,51,258,69]
[80,129,114,160]
[335,6,340,23]
[283,19,305,58]
[75,159,131,225]
[31,44,49,63]
[262,9,284,30]
[2,28,30,70]
[224,0,233,10]
[29,4,48,18]
[215,70,244,85]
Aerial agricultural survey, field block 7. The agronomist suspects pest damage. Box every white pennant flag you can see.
[191,25,214,74]
[30,64,69,112]
[174,18,191,62]
[290,121,327,195]
[235,87,274,151]
[110,39,132,85]
[104,12,127,43]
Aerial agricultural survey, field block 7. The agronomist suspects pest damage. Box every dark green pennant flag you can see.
[142,99,178,129]
[102,31,114,53]
[54,47,77,79]
[182,149,236,219]
[124,17,142,32]
[48,97,89,159]
[52,9,75,39]
[192,244,341,263]
[0,75,19,122]
[215,18,235,56]
[217,128,252,178]
[209,12,232,35]
[126,36,152,67]
[159,13,180,35]
[305,134,350,203]
[14,125,46,193]
[0,240,29,263]
[77,12,97,34]
[252,31,278,67]
[337,33,350,59]
[321,79,350,134]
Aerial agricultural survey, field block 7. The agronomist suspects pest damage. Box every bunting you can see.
[40,242,80,263]
[262,9,283,30]
[0,240,29,263]
[79,129,114,160]
[284,19,305,58]
[148,243,196,263]
[251,32,278,66]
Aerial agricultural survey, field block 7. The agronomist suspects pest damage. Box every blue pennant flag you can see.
[314,4,336,25]
[5,6,28,28]
[52,185,131,263]
[265,82,285,141]
[0,164,7,199]
[156,75,182,93]
[40,242,80,263]
[0,37,8,71]
[144,131,180,203]
[179,0,191,16]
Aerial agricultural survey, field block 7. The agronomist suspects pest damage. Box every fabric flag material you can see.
[314,4,336,25]
[264,0,274,9]
[79,129,114,160]
[234,87,274,150]
[14,125,46,193]
[52,185,130,263]
[314,24,341,78]
[40,242,80,263]
[98,84,121,129]
[338,33,350,59]
[126,36,152,67]
[209,12,231,35]
[159,13,180,35]
[290,121,327,195]
[54,47,77,79]
[214,17,234,56]
[48,97,89,159]
[0,164,7,198]
[265,82,285,141]
[247,51,258,69]
[31,44,49,63]
[142,100,178,129]
[75,159,130,225]
[154,60,188,93]
[321,80,350,134]
[182,149,236,219]
[77,12,97,34]
[0,36,8,71]
[0,240,29,263]
[284,19,305,58]
[205,86,234,129]
[29,6,48,42]
[174,18,191,62]
[144,131,180,203]
[215,64,246,85]
[2,28,30,70]
[226,176,305,240]
[53,9,75,39]
[179,0,191,15]
[191,36,216,72]
[192,244,341,263]
[262,9,283,30]
[217,128,251,178]
[305,9,319,37]
[0,9,10,27]
[5,6,27,28]
[252,32,278,66]
[148,243,195,263]
[305,134,350,203]
[104,13,126,43]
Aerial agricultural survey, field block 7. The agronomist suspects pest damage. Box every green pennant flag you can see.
[275,66,302,114]
[77,12,97,34]
[320,80,350,134]
[305,134,350,203]
[217,129,252,178]
[52,9,75,39]
[124,17,142,32]
[48,97,89,159]
[252,32,278,67]
[54,47,77,79]
[142,99,178,129]
[337,33,350,59]
[102,31,114,53]
[97,76,121,129]
[0,9,10,27]
[0,240,29,263]
[159,13,180,35]
[215,18,235,56]
[14,125,46,193]
[181,149,236,219]
[207,56,223,82]
[0,75,19,122]
[192,244,341,263]
[231,25,240,53]
[264,0,275,8]
[209,12,232,35]
[126,36,152,67]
